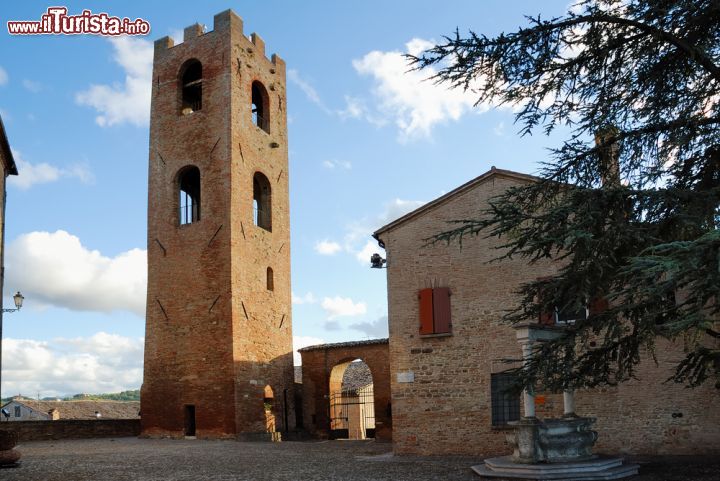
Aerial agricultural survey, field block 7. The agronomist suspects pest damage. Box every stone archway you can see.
[299,339,391,442]
[328,359,375,439]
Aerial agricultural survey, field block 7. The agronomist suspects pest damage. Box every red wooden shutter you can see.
[589,297,609,316]
[432,287,452,334]
[419,288,434,335]
[539,308,554,325]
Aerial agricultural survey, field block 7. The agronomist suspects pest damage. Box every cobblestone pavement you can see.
[2,438,719,481]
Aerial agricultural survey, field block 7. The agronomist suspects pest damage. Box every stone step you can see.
[484,456,623,475]
[472,458,639,481]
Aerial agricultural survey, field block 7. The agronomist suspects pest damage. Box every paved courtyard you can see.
[2,438,719,480]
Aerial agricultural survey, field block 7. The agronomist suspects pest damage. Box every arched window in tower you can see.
[251,81,270,133]
[178,166,201,225]
[266,267,274,291]
[180,59,202,114]
[253,172,272,231]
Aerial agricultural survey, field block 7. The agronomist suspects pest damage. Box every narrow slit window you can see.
[251,81,270,133]
[266,267,274,291]
[180,60,202,114]
[179,166,201,225]
[253,172,272,231]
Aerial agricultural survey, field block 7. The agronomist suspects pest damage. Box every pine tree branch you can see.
[512,12,720,82]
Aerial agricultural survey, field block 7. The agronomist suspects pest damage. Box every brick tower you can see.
[141,10,294,439]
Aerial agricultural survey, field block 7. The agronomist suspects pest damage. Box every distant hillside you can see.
[2,389,140,404]
[66,390,140,401]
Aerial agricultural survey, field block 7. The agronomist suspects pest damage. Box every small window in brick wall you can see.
[253,172,272,231]
[418,287,451,335]
[178,166,201,225]
[491,372,521,426]
[179,59,202,114]
[252,81,270,133]
[266,267,274,291]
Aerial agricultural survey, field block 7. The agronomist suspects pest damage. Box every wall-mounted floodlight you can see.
[370,253,387,269]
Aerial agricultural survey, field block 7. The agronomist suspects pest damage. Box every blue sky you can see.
[0,0,571,397]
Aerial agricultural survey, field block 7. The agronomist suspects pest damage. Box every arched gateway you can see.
[299,339,391,442]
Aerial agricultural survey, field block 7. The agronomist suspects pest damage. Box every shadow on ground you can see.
[2,438,718,481]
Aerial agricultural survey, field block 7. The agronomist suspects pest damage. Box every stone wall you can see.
[375,168,720,456]
[300,340,392,442]
[2,420,140,442]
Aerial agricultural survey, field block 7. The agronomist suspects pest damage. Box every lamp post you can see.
[3,292,24,313]
[0,291,23,404]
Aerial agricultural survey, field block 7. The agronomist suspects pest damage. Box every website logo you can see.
[8,7,150,36]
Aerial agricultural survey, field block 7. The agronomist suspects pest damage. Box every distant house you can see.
[1,398,140,421]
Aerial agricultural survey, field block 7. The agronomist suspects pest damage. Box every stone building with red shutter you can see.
[373,166,720,457]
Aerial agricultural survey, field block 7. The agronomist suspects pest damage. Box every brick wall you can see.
[376,169,720,456]
[300,340,392,442]
[142,10,294,439]
[2,420,140,442]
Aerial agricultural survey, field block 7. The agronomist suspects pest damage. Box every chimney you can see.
[48,408,60,421]
[595,125,621,187]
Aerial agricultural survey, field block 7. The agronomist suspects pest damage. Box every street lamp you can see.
[1,291,24,404]
[3,292,23,313]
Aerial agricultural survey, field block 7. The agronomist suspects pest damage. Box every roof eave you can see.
[373,167,540,238]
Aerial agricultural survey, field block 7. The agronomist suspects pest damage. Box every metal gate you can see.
[329,388,375,439]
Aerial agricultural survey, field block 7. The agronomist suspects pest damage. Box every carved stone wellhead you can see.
[506,416,598,463]
[472,323,637,479]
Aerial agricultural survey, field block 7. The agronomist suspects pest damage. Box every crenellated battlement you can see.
[153,9,284,68]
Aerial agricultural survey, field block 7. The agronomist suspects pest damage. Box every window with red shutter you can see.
[418,288,434,335]
[418,287,452,335]
[589,296,609,316]
[432,287,451,334]
[539,307,555,325]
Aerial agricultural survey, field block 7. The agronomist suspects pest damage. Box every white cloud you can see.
[8,149,94,189]
[5,230,147,316]
[321,296,367,320]
[355,240,379,265]
[349,315,388,338]
[169,29,184,45]
[22,79,42,93]
[344,198,426,263]
[292,335,324,365]
[75,36,152,127]
[322,159,352,170]
[286,70,387,127]
[287,69,332,114]
[379,198,426,226]
[314,240,342,256]
[0,66,7,86]
[351,38,485,141]
[2,333,143,398]
[338,96,366,119]
[292,291,317,305]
